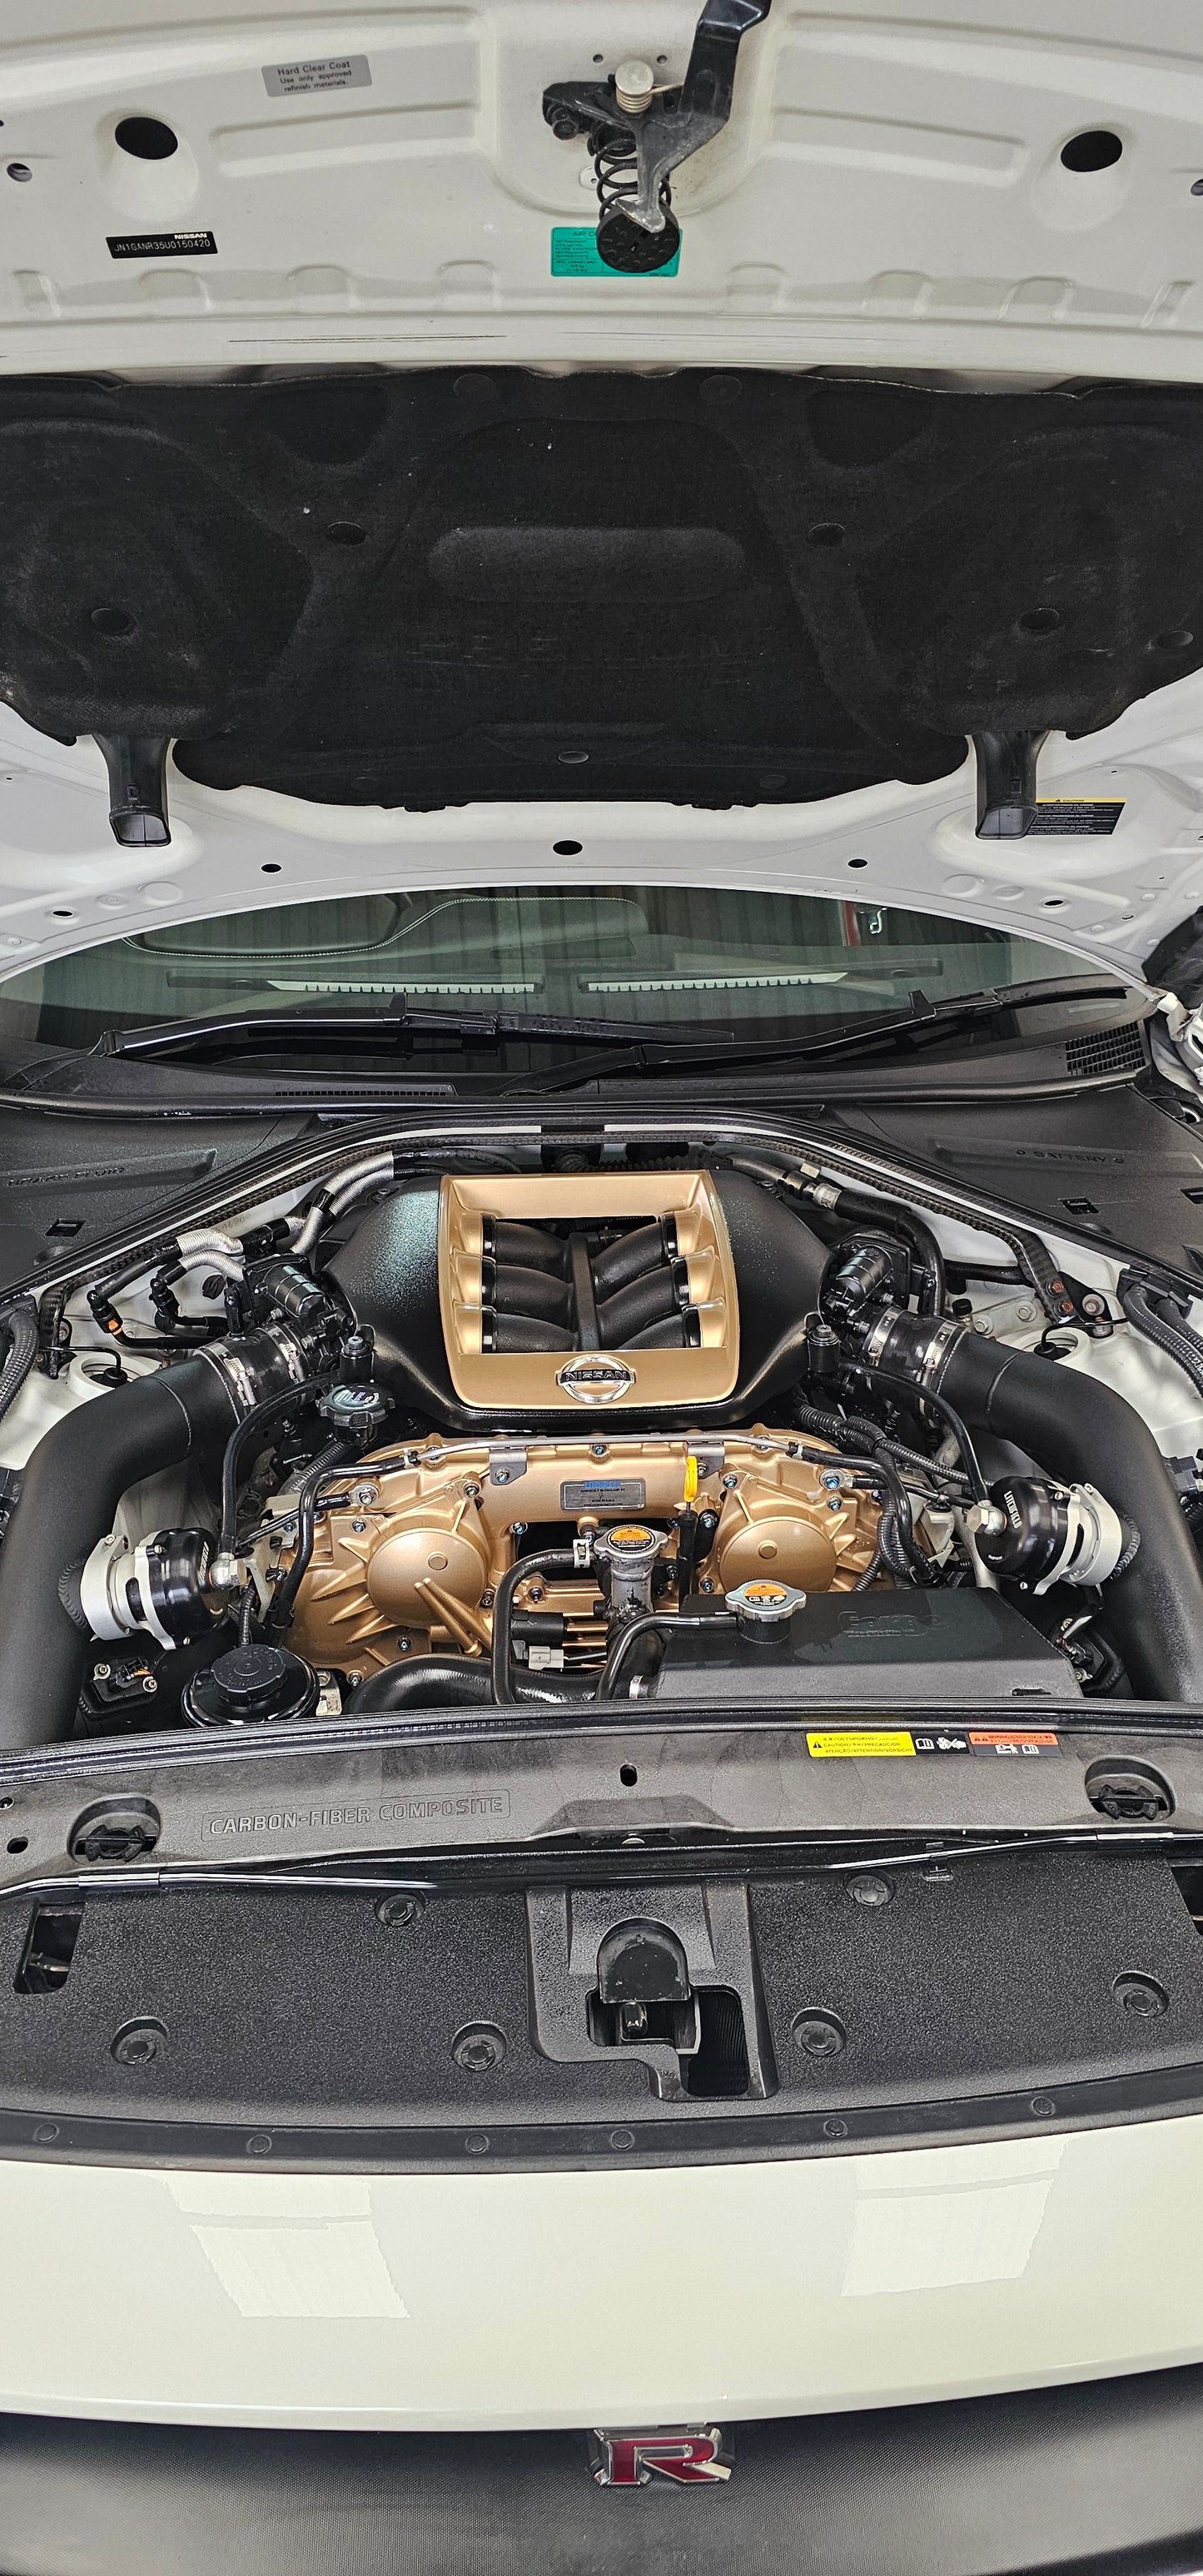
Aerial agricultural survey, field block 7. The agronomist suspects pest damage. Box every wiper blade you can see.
[97,977,1135,1082]
[97,997,679,1062]
[513,978,1135,1092]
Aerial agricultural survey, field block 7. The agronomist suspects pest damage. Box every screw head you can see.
[823,2116,848,2140]
[1114,1972,1168,2018]
[792,2010,847,2057]
[375,1892,424,1928]
[111,2018,167,2067]
[1030,2093,1056,2117]
[848,1873,893,1908]
[453,2022,506,2072]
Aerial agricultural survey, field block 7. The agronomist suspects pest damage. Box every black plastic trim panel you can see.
[2,2365,1203,2575]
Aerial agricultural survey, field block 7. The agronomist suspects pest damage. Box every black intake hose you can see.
[345,1658,496,1712]
[0,1328,312,1748]
[934,1328,1203,1703]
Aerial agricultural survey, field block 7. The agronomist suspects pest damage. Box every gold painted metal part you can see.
[281,1429,881,1678]
[438,1170,739,1410]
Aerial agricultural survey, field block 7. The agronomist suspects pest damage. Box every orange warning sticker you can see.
[967,1730,1061,1758]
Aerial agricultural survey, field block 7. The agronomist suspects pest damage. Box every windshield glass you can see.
[0,882,1122,1065]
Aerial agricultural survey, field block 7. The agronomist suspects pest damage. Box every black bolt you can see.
[112,2019,167,2067]
[848,1873,892,1908]
[1030,2094,1056,2117]
[245,2132,273,2156]
[375,1892,424,1928]
[793,2010,846,2058]
[550,113,579,139]
[609,2126,635,2150]
[823,2116,848,2140]
[465,2132,490,2155]
[1114,1973,1168,2018]
[453,2022,506,2072]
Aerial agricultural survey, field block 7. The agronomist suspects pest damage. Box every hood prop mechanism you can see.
[543,0,772,275]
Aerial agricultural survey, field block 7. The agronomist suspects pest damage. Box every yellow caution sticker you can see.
[807,1730,916,1759]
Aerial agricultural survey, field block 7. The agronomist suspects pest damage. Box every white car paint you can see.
[4,1,1203,386]
[0,2114,1201,2429]
[0,680,1201,996]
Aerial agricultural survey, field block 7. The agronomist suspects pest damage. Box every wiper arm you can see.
[97,997,675,1062]
[513,978,1135,1093]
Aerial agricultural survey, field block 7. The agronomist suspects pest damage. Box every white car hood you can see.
[4,0,1203,998]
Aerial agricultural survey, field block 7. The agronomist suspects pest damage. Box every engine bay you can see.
[0,1120,1201,1747]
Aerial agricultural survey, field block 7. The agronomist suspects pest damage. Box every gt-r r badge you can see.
[589,2428,733,2487]
[556,1355,636,1405]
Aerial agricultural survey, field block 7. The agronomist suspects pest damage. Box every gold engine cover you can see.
[280,1431,882,1678]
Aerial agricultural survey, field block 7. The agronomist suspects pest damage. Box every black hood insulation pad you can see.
[4,370,1203,809]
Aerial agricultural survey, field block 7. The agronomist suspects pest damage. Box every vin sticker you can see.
[108,231,217,259]
[1027,800,1124,837]
[807,1731,916,1759]
[263,54,371,96]
[560,1479,646,1512]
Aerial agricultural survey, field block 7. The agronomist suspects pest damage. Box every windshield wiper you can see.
[511,978,1136,1093]
[95,977,1134,1083]
[97,998,676,1062]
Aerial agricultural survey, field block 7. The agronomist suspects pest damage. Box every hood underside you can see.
[7,3,1203,988]
[7,368,1203,815]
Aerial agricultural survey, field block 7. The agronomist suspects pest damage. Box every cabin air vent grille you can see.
[1065,1022,1145,1079]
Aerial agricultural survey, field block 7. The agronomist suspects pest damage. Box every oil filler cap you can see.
[182,1644,319,1728]
[727,1578,808,1629]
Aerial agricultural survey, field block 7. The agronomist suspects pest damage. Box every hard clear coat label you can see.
[263,55,371,96]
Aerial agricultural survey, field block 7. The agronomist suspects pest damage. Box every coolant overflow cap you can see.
[727,1578,808,1628]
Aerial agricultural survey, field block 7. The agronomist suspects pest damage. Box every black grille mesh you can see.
[1065,1021,1145,1078]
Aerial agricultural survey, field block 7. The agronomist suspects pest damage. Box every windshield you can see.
[0,882,1123,1067]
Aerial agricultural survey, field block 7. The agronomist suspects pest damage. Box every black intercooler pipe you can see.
[0,1332,307,1749]
[934,1330,1203,1704]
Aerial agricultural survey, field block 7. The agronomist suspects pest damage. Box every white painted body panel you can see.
[0,2116,1201,2428]
[4,1,1203,386]
[1,679,1203,995]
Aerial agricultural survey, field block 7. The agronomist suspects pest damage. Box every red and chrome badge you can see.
[589,2427,733,2488]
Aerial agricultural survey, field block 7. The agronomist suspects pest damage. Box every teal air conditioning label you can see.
[550,226,681,277]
